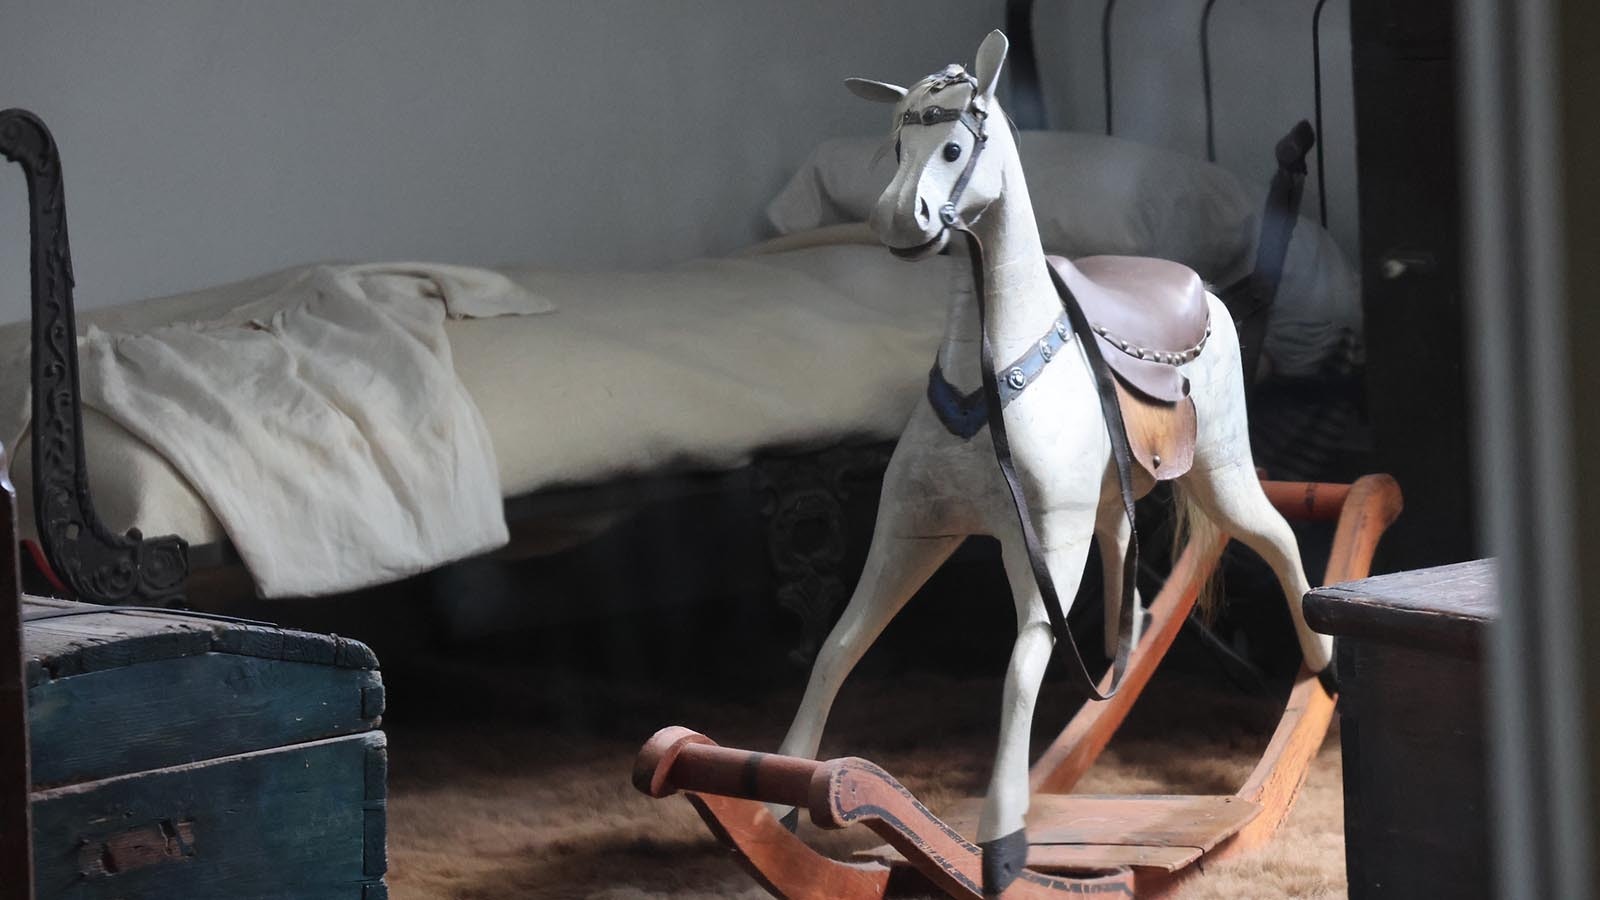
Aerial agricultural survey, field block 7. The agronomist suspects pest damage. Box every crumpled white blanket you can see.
[0,262,553,597]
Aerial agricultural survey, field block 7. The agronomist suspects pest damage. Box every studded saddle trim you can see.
[1091,321,1212,367]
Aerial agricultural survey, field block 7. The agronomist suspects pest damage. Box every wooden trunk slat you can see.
[31,732,387,900]
[29,653,382,787]
[21,597,378,686]
[23,618,213,681]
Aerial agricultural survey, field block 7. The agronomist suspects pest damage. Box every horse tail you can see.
[1170,482,1224,621]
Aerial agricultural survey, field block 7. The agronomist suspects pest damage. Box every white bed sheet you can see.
[1,243,957,569]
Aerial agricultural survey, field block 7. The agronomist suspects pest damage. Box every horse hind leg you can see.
[1095,508,1144,657]
[1180,463,1332,672]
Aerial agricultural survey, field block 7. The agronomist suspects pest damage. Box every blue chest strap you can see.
[926,311,1074,440]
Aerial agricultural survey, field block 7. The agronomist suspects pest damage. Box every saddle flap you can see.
[1048,255,1211,402]
[1115,382,1197,483]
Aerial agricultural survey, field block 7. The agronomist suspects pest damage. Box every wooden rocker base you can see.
[635,476,1403,898]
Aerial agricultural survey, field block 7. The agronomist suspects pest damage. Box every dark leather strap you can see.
[1219,120,1315,386]
[907,81,1138,700]
[964,230,1139,701]
[940,111,988,227]
[1253,120,1315,303]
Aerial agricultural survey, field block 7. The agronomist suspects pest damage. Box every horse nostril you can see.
[918,197,930,223]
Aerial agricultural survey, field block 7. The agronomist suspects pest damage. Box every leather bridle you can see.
[898,71,1141,701]
[892,68,992,238]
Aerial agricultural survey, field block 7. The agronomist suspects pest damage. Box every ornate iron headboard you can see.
[1007,0,1328,382]
[0,109,188,607]
[1009,0,1343,231]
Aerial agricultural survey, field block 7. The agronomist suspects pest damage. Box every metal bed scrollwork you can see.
[0,109,188,609]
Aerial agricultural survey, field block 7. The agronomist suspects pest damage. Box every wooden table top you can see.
[1304,558,1496,656]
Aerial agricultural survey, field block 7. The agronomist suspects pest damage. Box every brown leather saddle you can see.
[1047,254,1210,485]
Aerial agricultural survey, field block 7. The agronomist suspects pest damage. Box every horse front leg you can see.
[768,522,961,824]
[979,518,1094,894]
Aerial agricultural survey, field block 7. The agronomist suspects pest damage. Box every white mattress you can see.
[2,243,957,550]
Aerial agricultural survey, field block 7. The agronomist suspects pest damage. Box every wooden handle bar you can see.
[1261,480,1351,522]
[635,726,820,808]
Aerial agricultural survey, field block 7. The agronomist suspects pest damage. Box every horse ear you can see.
[845,77,908,104]
[973,30,1009,100]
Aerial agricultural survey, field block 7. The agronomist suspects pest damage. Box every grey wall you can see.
[1031,0,1360,262]
[0,1,1002,322]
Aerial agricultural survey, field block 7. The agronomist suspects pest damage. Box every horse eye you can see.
[895,137,902,162]
[943,141,962,162]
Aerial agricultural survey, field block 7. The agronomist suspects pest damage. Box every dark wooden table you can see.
[1305,558,1496,899]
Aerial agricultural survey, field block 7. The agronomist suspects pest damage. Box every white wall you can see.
[0,1,1003,321]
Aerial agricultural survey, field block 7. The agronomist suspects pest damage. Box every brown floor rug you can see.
[382,659,1345,899]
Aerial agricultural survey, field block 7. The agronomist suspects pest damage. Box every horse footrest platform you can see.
[854,794,1261,874]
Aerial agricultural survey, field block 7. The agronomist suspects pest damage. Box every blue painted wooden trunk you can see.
[22,596,387,899]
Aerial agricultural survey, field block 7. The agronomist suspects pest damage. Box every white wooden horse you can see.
[772,30,1332,893]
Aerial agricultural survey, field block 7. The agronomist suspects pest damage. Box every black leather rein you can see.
[903,78,1140,701]
[965,231,1140,702]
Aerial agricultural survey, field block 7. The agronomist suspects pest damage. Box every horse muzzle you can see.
[887,228,950,260]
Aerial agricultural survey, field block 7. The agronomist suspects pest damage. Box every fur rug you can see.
[382,658,1345,899]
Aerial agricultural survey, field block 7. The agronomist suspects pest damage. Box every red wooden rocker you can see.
[635,475,1401,898]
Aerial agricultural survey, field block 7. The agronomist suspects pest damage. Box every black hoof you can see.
[777,807,800,833]
[980,828,1028,896]
[1316,658,1340,696]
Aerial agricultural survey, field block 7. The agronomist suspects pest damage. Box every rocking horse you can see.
[636,31,1401,897]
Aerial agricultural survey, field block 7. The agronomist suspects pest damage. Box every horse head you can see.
[846,30,1011,260]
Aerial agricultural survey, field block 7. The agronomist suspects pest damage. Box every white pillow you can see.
[766,130,1363,377]
[766,131,1259,284]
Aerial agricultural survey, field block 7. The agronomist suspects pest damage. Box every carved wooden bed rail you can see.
[0,109,189,608]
